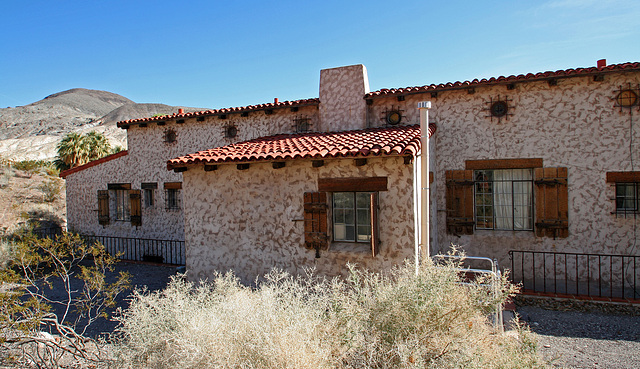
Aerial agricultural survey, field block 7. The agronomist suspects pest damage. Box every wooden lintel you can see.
[204,164,218,172]
[237,164,250,170]
[318,177,388,192]
[107,183,131,190]
[164,182,182,190]
[312,160,324,168]
[354,158,367,167]
[173,167,188,173]
[465,158,543,170]
[606,171,640,183]
[272,162,286,169]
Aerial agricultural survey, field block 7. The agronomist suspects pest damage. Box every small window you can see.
[333,192,372,242]
[165,188,181,210]
[615,183,639,213]
[474,169,533,231]
[144,189,154,208]
[114,190,130,221]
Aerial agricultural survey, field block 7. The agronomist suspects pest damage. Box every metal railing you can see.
[509,250,640,300]
[433,254,503,331]
[80,235,185,265]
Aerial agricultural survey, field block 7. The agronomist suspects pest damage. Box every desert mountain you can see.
[0,88,205,161]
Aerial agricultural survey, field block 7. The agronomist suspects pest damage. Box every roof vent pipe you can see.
[178,108,184,114]
[274,98,279,104]
[597,59,607,69]
[417,101,431,272]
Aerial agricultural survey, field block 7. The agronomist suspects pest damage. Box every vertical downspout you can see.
[418,101,431,269]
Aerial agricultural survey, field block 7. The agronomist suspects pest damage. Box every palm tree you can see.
[55,131,112,171]
[84,131,112,161]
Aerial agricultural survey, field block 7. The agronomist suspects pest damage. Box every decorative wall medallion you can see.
[380,106,404,127]
[484,96,513,122]
[386,111,402,125]
[293,116,312,133]
[163,129,177,144]
[490,101,508,117]
[616,89,638,108]
[224,124,238,139]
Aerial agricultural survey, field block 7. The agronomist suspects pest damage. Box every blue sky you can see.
[1,0,639,110]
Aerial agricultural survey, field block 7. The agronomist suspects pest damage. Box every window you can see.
[304,177,386,257]
[144,189,154,207]
[164,182,182,210]
[141,182,157,208]
[474,169,533,231]
[615,183,639,213]
[446,160,568,238]
[114,190,130,221]
[332,192,373,242]
[606,172,640,216]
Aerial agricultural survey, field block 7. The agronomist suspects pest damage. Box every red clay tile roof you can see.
[117,98,319,128]
[167,124,436,170]
[59,150,128,178]
[365,61,640,98]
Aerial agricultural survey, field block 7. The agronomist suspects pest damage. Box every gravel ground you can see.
[517,305,640,369]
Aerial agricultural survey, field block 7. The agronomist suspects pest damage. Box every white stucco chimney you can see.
[318,64,370,132]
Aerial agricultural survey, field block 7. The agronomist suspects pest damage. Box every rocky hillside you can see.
[0,88,205,161]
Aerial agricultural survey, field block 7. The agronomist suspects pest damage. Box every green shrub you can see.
[11,159,52,173]
[112,258,544,369]
[39,179,60,203]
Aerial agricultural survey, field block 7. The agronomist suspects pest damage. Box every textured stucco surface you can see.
[367,71,640,273]
[64,104,319,240]
[183,156,415,283]
[64,64,640,289]
[319,64,370,132]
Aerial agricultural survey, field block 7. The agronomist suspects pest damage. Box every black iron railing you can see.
[80,235,185,265]
[509,250,640,300]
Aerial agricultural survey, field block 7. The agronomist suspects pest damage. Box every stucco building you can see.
[62,61,640,295]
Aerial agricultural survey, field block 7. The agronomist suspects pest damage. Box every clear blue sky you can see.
[1,0,639,110]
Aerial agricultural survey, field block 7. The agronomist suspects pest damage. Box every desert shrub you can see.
[39,179,61,203]
[11,159,55,173]
[0,231,131,368]
[112,258,544,369]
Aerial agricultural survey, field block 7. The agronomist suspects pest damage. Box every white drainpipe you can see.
[417,101,431,268]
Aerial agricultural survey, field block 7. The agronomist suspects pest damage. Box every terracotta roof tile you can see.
[117,98,319,128]
[167,124,436,169]
[365,61,640,98]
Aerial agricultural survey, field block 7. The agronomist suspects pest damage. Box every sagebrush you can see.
[113,258,544,369]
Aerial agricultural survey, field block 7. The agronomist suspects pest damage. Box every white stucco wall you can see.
[64,104,320,241]
[368,71,640,271]
[182,156,415,283]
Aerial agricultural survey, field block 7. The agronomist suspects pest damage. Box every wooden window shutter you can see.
[445,170,475,235]
[303,192,328,256]
[97,190,110,225]
[370,192,379,257]
[534,167,568,238]
[130,190,142,226]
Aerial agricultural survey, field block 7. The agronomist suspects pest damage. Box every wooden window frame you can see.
[607,172,640,215]
[332,191,376,244]
[446,159,568,238]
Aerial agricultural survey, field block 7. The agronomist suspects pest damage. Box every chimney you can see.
[597,59,607,69]
[178,108,184,114]
[274,98,279,104]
